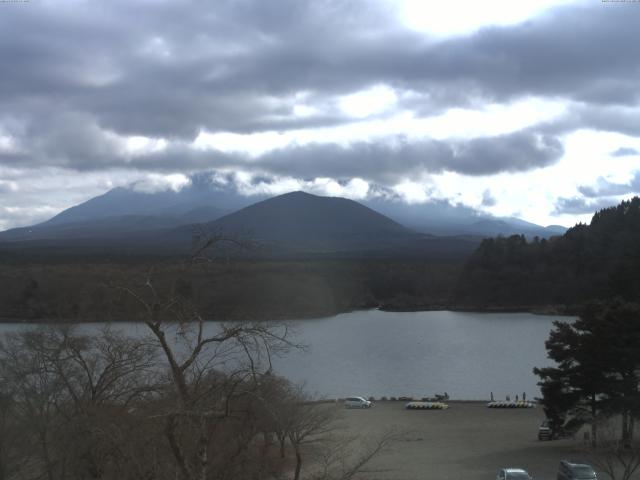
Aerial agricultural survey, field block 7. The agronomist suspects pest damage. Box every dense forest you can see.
[456,197,640,309]
[0,259,461,322]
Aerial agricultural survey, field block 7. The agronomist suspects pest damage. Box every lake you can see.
[0,310,566,400]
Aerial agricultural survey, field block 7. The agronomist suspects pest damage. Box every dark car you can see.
[538,419,553,440]
[539,419,575,440]
[557,460,597,480]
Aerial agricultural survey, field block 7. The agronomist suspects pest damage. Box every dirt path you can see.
[339,401,582,480]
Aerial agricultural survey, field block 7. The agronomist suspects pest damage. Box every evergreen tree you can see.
[534,301,640,445]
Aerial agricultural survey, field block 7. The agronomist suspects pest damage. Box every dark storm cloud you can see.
[612,147,639,157]
[1,0,639,188]
[578,172,640,198]
[516,103,640,140]
[3,1,640,136]
[257,130,563,181]
[0,0,400,141]
[9,123,556,181]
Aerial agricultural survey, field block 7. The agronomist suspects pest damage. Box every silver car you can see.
[344,396,372,408]
[497,468,533,480]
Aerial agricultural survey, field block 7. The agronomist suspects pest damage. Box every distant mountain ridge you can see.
[165,191,458,257]
[0,190,480,259]
[42,181,257,227]
[0,174,565,244]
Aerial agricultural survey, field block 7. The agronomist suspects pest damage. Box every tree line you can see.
[0,259,461,322]
[456,197,640,308]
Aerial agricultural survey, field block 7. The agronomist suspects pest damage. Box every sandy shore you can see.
[338,401,586,480]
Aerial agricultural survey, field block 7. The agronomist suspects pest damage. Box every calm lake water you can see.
[0,310,567,400]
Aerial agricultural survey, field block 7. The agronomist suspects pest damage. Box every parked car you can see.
[557,460,597,480]
[497,468,533,480]
[538,419,553,440]
[344,397,372,408]
[539,419,574,440]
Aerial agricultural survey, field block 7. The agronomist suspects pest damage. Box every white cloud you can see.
[125,136,168,156]
[339,85,398,118]
[0,134,19,153]
[396,0,579,37]
[0,179,18,193]
[392,180,430,204]
[131,173,191,193]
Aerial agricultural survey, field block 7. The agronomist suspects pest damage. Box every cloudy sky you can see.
[1,0,640,230]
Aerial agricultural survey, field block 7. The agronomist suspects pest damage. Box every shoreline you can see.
[0,304,576,324]
[377,303,578,316]
[0,303,577,324]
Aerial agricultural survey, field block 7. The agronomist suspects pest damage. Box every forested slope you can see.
[456,197,640,308]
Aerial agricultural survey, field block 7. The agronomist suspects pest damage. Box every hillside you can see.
[455,196,640,307]
[0,191,480,260]
[0,177,246,242]
[167,191,479,259]
[206,191,411,249]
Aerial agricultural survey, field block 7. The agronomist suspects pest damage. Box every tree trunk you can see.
[622,410,630,445]
[36,427,56,480]
[293,445,302,480]
[591,394,598,448]
[278,435,286,459]
[198,416,208,480]
[165,415,191,480]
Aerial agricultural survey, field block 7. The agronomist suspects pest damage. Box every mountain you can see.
[0,170,565,243]
[0,175,259,243]
[1,168,566,240]
[0,167,565,258]
[42,176,260,227]
[363,196,565,238]
[159,191,479,259]
[456,196,640,307]
[0,209,225,243]
[0,191,480,260]
[193,191,416,254]
[210,191,409,243]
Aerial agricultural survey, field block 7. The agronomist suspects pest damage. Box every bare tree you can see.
[310,429,400,480]
[583,421,640,480]
[286,397,338,480]
[0,385,24,480]
[117,266,297,480]
[0,326,159,480]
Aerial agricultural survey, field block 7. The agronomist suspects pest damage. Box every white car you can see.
[344,397,372,409]
[497,468,533,480]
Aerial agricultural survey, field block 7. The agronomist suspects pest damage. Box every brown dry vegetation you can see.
[0,260,461,322]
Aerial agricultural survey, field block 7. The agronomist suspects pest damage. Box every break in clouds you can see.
[1,0,640,229]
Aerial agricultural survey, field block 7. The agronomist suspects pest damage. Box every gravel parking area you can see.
[339,401,583,480]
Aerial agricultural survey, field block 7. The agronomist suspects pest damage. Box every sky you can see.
[1,0,640,230]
